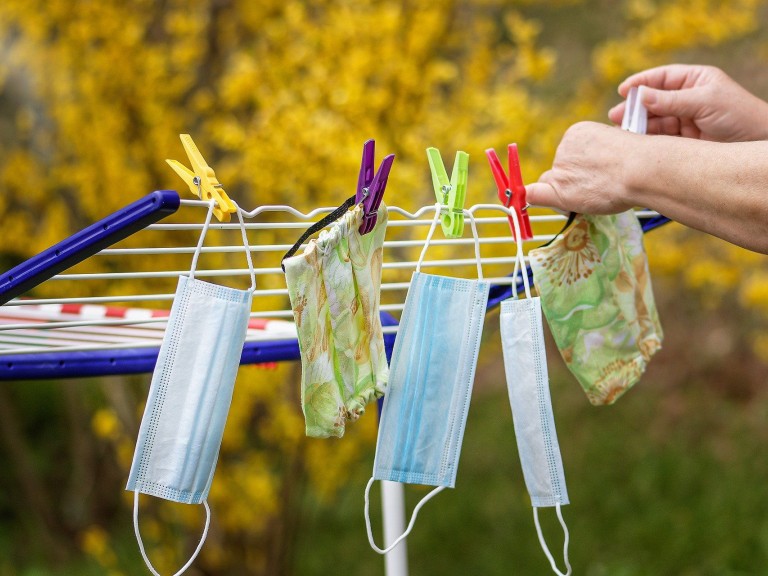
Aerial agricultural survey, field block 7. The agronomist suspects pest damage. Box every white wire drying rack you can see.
[0,192,667,576]
[0,197,580,378]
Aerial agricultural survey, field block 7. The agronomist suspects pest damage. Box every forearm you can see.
[626,136,768,253]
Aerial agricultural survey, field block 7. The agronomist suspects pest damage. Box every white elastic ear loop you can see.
[465,210,484,279]
[234,204,257,292]
[533,504,572,576]
[506,204,531,299]
[415,203,443,273]
[188,200,216,281]
[364,477,445,555]
[133,491,211,576]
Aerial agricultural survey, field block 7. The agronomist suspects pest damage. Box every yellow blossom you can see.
[91,408,120,441]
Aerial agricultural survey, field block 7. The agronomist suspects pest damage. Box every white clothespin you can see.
[621,86,648,135]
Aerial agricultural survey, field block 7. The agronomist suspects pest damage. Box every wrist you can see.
[749,96,768,141]
[621,133,656,209]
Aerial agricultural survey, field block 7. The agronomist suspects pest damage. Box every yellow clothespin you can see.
[166,134,237,222]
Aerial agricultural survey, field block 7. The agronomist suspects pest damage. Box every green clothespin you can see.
[426,147,469,238]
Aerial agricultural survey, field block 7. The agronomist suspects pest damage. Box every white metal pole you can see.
[381,480,409,576]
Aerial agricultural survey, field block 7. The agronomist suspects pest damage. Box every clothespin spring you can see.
[192,176,225,203]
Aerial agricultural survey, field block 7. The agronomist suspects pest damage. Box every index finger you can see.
[617,64,701,97]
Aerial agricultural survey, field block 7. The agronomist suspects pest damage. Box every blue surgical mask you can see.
[126,203,256,576]
[501,210,571,576]
[365,204,490,554]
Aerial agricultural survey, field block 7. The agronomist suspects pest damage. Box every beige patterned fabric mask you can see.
[529,211,663,405]
[284,204,388,437]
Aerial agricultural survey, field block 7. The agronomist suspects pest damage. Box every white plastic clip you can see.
[621,86,648,135]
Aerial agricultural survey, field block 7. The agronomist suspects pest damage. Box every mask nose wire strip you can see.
[364,477,445,555]
[133,490,211,576]
[533,503,572,576]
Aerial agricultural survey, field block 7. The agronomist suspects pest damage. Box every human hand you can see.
[608,64,768,142]
[525,121,639,214]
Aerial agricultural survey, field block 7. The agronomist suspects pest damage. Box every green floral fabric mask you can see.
[284,204,388,438]
[529,211,663,405]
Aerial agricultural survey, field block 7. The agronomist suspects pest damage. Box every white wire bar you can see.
[0,197,663,356]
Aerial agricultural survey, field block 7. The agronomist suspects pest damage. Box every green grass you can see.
[293,322,768,576]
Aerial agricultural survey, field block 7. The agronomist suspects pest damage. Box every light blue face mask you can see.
[365,203,490,554]
[126,203,256,576]
[501,208,571,576]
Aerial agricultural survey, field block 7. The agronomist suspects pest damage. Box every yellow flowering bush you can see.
[1,0,768,574]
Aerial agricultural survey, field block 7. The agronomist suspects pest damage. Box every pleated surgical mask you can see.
[126,202,255,576]
[365,203,490,554]
[501,207,571,576]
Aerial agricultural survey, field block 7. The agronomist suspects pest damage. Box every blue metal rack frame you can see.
[0,190,180,306]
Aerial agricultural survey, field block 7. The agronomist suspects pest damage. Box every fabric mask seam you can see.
[319,241,349,416]
[339,235,365,416]
[349,231,378,409]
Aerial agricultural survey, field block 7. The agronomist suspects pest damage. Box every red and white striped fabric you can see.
[0,303,296,355]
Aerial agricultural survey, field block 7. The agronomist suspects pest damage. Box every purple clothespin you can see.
[355,139,395,235]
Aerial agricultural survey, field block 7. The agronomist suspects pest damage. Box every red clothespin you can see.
[485,144,533,241]
[356,139,395,235]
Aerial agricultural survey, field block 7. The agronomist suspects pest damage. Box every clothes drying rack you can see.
[0,190,668,576]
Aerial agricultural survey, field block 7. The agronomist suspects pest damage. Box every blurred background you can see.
[2,0,768,574]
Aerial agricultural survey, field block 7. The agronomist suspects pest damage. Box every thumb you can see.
[525,181,561,210]
[641,87,703,119]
